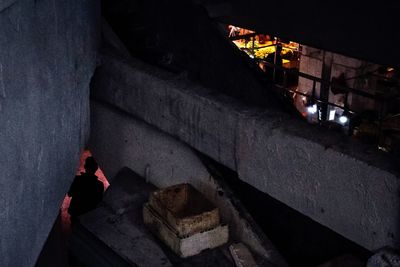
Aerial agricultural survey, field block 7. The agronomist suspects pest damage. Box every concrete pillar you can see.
[0,1,99,266]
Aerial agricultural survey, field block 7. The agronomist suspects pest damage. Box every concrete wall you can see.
[0,0,17,11]
[91,53,400,251]
[0,0,99,266]
[298,46,324,96]
[297,45,381,115]
[89,101,287,266]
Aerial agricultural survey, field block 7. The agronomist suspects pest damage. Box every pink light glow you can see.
[60,150,110,233]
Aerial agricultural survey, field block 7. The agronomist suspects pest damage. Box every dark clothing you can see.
[265,52,283,83]
[67,172,103,217]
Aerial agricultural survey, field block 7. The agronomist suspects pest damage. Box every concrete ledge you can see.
[91,54,400,251]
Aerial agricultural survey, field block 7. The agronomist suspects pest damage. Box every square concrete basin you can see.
[148,183,220,237]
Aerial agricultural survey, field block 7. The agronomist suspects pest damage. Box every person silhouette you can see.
[67,156,104,221]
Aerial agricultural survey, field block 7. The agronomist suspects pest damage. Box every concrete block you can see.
[148,183,220,236]
[144,183,228,257]
[143,204,229,258]
[89,101,287,265]
[91,55,400,251]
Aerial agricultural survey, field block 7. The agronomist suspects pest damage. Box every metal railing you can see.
[258,60,400,149]
[228,32,400,151]
[260,60,381,109]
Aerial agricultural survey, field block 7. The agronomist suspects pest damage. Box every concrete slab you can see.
[91,54,400,251]
[75,167,236,266]
[89,101,289,266]
[79,206,172,267]
[76,169,172,266]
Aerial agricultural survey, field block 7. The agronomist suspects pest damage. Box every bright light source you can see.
[249,54,254,59]
[307,104,317,114]
[328,109,336,121]
[339,115,348,124]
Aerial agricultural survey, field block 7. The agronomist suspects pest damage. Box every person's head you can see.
[84,156,98,174]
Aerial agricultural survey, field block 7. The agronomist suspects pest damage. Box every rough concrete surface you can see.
[367,248,400,267]
[0,1,99,266]
[143,204,229,258]
[72,167,172,266]
[77,168,234,266]
[91,54,400,251]
[148,183,220,237]
[79,205,172,267]
[89,101,287,266]
[0,0,16,12]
